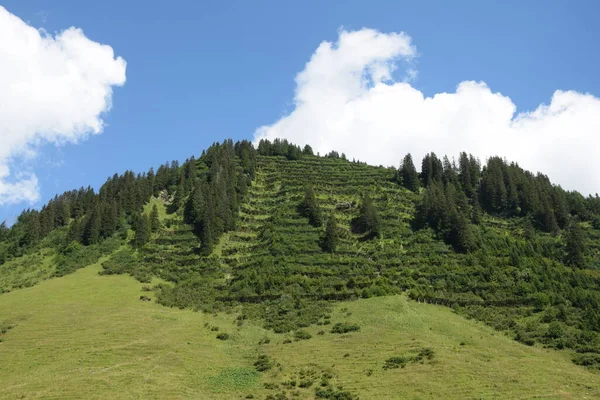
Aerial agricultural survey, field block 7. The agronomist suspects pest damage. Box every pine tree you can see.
[55,199,70,227]
[322,214,339,253]
[302,145,314,156]
[300,186,323,227]
[82,203,101,245]
[0,221,8,241]
[150,204,160,232]
[355,194,381,237]
[67,218,83,244]
[565,221,586,268]
[22,211,40,247]
[133,213,150,248]
[421,152,443,187]
[400,154,420,192]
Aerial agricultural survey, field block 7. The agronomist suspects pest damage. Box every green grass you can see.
[0,247,56,293]
[1,264,599,399]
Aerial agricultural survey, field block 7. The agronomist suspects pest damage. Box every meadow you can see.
[1,262,599,399]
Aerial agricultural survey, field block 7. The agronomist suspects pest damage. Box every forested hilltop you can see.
[2,138,600,376]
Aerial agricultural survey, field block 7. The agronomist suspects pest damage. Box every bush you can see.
[383,356,408,369]
[414,347,435,362]
[294,330,312,341]
[254,355,273,372]
[298,379,314,388]
[330,322,360,334]
[216,333,230,340]
[315,387,357,399]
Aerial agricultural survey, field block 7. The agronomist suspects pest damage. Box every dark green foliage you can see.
[294,330,312,341]
[416,181,477,252]
[216,332,230,340]
[421,152,443,187]
[133,213,151,248]
[565,221,586,268]
[314,387,357,400]
[383,348,434,369]
[353,194,380,237]
[383,356,408,369]
[254,355,273,372]
[150,204,161,232]
[300,186,323,227]
[399,153,420,192]
[573,353,600,368]
[321,215,339,253]
[54,237,121,277]
[330,323,360,334]
[182,140,256,255]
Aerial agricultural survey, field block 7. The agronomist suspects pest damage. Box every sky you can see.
[1,0,599,223]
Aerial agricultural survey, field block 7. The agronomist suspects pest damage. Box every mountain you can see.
[1,139,600,399]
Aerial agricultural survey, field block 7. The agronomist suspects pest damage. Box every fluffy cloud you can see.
[0,6,126,205]
[255,28,600,195]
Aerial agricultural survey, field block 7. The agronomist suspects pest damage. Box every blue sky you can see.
[1,0,599,223]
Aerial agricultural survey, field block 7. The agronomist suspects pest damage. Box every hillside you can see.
[1,264,600,399]
[2,139,600,398]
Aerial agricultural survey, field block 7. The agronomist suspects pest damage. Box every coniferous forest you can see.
[2,137,600,374]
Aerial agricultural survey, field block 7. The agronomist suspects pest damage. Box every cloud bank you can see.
[0,6,126,205]
[255,28,600,195]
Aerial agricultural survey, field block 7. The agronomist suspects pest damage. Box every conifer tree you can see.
[22,211,41,247]
[355,194,381,237]
[400,154,420,192]
[300,186,323,227]
[565,221,586,268]
[0,221,8,241]
[322,214,339,253]
[133,213,150,248]
[55,200,70,227]
[150,204,160,232]
[302,144,314,156]
[82,203,100,245]
[67,218,83,244]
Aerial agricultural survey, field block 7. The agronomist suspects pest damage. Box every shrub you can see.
[254,355,273,372]
[414,347,435,362]
[383,356,408,369]
[216,333,230,340]
[298,379,314,388]
[294,330,312,341]
[258,337,271,345]
[315,387,357,399]
[330,323,360,334]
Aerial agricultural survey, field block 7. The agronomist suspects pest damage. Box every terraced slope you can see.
[216,155,458,302]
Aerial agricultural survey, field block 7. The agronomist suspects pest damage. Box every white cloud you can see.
[0,6,126,205]
[255,28,600,195]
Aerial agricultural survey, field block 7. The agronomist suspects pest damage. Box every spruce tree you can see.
[133,213,150,248]
[150,204,160,232]
[82,203,100,245]
[322,214,339,253]
[300,186,323,227]
[400,154,420,192]
[0,221,8,241]
[355,194,381,237]
[565,221,586,268]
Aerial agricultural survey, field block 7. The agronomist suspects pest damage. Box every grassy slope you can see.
[0,248,56,293]
[1,264,599,399]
